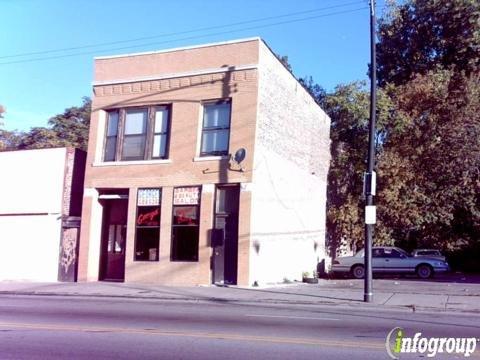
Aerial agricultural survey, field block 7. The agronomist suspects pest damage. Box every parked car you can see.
[331,246,450,279]
[411,249,446,262]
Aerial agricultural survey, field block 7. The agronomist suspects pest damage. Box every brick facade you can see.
[78,38,330,286]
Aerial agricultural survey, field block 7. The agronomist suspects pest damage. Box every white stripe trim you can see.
[92,64,258,86]
[94,37,261,60]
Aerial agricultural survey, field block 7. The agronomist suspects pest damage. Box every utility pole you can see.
[364,0,377,303]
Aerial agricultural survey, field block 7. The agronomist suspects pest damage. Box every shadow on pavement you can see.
[323,272,480,284]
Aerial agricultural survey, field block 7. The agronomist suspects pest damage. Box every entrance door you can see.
[100,198,128,281]
[212,185,240,285]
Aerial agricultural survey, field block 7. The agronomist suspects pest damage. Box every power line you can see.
[0,6,368,66]
[0,1,364,60]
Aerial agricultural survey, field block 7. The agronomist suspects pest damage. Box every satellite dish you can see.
[234,148,246,164]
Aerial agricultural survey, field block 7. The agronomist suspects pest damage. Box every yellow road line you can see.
[0,321,385,350]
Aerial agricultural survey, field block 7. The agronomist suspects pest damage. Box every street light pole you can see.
[364,0,377,303]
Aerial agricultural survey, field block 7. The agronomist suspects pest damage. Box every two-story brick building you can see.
[78,37,331,286]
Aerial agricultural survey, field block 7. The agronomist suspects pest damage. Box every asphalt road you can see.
[0,295,479,359]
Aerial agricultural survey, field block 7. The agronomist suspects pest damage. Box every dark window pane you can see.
[372,249,384,258]
[216,189,226,213]
[201,129,229,154]
[155,108,169,133]
[135,227,159,261]
[173,206,198,225]
[122,135,146,160]
[152,134,167,158]
[389,250,403,258]
[107,111,119,136]
[204,103,231,128]
[115,225,126,253]
[171,227,199,261]
[125,109,147,135]
[215,187,239,214]
[137,206,160,226]
[104,137,117,161]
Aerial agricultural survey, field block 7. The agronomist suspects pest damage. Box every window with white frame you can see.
[200,100,231,156]
[103,105,171,162]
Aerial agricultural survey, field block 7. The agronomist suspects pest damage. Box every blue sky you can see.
[1,0,386,131]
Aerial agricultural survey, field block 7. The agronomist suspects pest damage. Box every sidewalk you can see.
[1,278,479,315]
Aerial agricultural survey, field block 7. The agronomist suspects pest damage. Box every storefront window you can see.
[135,188,161,261]
[171,186,201,262]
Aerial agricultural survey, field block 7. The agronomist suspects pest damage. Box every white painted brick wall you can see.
[0,148,67,214]
[0,148,68,281]
[249,42,331,285]
[0,215,61,281]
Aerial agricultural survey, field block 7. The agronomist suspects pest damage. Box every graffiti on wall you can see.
[59,228,78,281]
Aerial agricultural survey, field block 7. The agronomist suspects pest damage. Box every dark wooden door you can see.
[100,199,128,281]
[213,185,239,285]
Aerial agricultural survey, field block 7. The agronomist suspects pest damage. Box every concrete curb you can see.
[1,290,479,317]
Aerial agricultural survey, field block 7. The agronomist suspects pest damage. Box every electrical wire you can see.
[0,6,368,66]
[0,1,365,60]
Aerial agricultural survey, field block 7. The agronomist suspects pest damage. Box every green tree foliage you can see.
[275,54,293,73]
[376,0,480,86]
[0,105,24,151]
[0,104,5,128]
[297,4,479,260]
[322,83,400,254]
[0,130,23,151]
[298,76,326,107]
[314,0,480,260]
[0,97,91,152]
[45,96,91,150]
[17,127,67,150]
[378,70,480,250]
[300,79,400,254]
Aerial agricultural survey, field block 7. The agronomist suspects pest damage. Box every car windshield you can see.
[354,249,364,257]
[354,248,410,258]
[395,248,410,257]
[418,250,440,256]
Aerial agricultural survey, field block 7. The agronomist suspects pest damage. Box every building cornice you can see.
[94,37,262,60]
[92,64,258,87]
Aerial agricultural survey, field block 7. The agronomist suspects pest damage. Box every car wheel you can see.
[351,265,365,279]
[416,264,433,279]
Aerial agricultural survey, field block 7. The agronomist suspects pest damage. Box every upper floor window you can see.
[200,100,231,157]
[103,105,171,162]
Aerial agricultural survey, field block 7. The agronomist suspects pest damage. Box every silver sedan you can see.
[331,246,450,279]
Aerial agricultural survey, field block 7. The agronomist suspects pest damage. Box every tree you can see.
[298,76,326,107]
[0,130,23,151]
[17,127,66,150]
[376,0,480,86]
[0,104,5,128]
[319,82,399,255]
[4,97,92,151]
[377,70,480,250]
[275,54,293,73]
[374,0,480,253]
[0,105,23,151]
[46,96,91,151]
[1,97,91,152]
